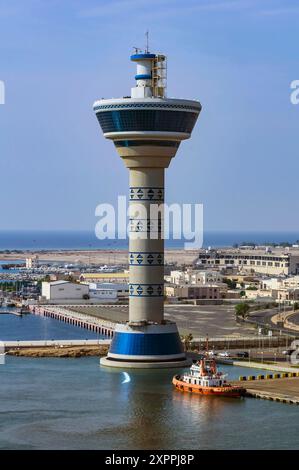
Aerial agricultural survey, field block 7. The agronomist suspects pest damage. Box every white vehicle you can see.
[218,351,230,358]
[207,350,216,357]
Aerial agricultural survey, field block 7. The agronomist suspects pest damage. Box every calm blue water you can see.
[0,312,104,341]
[0,356,298,450]
[0,230,299,250]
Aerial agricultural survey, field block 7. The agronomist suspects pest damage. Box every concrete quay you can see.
[232,361,299,372]
[239,377,299,405]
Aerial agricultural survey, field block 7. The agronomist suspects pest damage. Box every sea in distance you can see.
[0,229,299,251]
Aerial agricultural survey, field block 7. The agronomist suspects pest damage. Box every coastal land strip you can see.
[0,249,199,265]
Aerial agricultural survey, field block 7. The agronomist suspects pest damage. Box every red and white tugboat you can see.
[172,340,245,398]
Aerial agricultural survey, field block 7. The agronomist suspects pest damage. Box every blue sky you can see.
[0,0,298,232]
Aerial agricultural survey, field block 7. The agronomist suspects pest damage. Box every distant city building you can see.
[196,248,299,275]
[257,275,299,303]
[165,270,223,285]
[88,282,129,300]
[260,275,299,291]
[26,256,39,269]
[41,281,89,301]
[89,287,118,301]
[165,284,221,300]
[79,272,129,283]
[271,288,299,302]
[244,289,274,301]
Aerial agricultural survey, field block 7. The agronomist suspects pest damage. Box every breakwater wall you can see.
[29,305,115,337]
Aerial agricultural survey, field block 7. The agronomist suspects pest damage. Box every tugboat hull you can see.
[172,376,246,398]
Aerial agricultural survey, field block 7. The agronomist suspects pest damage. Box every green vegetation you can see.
[0,281,17,292]
[181,333,194,351]
[235,303,250,319]
[223,278,237,289]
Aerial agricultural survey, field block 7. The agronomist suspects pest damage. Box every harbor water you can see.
[0,356,299,449]
[1,312,299,449]
[0,311,104,341]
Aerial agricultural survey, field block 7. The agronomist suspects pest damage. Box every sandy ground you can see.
[0,249,199,266]
[7,345,109,357]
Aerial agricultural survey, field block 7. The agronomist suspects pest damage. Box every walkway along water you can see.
[29,305,115,338]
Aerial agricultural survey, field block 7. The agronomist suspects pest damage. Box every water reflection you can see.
[101,365,247,449]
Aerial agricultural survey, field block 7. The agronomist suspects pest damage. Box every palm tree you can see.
[181,333,194,351]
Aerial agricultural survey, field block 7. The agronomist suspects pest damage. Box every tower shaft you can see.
[129,167,164,324]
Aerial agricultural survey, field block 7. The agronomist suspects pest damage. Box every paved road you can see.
[70,304,256,337]
[288,312,299,326]
[249,307,299,335]
[164,304,256,336]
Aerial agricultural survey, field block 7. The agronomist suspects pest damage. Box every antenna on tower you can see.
[145,30,149,53]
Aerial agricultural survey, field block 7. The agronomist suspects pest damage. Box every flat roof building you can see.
[165,284,222,300]
[165,269,223,286]
[196,248,299,276]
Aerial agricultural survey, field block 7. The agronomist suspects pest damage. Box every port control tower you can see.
[94,47,201,368]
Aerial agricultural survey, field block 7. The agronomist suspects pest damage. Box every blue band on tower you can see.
[109,331,184,356]
[130,53,156,61]
[135,74,151,80]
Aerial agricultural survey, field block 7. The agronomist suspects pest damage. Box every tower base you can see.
[100,322,191,369]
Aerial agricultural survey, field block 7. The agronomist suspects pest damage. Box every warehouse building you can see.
[41,281,89,301]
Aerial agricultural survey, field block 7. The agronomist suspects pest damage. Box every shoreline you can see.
[0,248,199,265]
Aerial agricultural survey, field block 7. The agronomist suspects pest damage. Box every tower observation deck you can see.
[94,49,201,368]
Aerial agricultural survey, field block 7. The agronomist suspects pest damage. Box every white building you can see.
[165,270,223,286]
[26,256,39,269]
[88,282,129,300]
[41,281,89,301]
[89,288,118,301]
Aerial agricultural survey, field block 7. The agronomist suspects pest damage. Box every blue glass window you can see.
[96,110,198,134]
[114,140,180,147]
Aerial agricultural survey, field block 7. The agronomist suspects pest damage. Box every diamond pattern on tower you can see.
[129,252,164,266]
[129,283,164,297]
